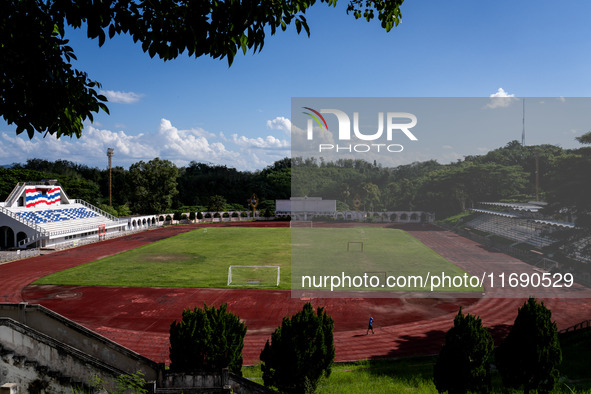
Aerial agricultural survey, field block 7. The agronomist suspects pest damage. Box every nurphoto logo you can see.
[302,107,418,153]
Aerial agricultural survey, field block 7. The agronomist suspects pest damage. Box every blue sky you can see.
[2,0,591,170]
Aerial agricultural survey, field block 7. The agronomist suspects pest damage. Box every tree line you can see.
[171,297,562,393]
[0,157,291,216]
[1,134,589,232]
[294,135,590,223]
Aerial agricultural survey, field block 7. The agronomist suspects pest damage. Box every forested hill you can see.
[1,139,590,227]
[294,139,590,220]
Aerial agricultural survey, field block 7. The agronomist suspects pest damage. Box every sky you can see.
[2,0,591,171]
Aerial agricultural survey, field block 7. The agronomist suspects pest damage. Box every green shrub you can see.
[496,297,562,394]
[433,308,493,393]
[169,303,247,375]
[260,302,334,393]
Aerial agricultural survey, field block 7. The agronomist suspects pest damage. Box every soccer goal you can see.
[290,221,313,228]
[227,265,281,287]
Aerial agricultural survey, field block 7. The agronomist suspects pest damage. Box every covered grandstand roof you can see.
[470,208,520,218]
[533,219,575,228]
[479,201,546,212]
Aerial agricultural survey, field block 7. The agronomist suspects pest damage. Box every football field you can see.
[34,227,291,288]
[34,226,477,293]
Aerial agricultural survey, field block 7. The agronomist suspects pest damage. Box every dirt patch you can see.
[143,254,192,262]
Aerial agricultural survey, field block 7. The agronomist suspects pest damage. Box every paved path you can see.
[2,223,590,365]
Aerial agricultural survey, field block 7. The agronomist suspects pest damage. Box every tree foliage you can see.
[129,158,178,214]
[260,302,334,393]
[433,308,494,394]
[169,303,247,375]
[496,298,562,394]
[207,195,227,212]
[1,0,404,138]
[1,0,109,138]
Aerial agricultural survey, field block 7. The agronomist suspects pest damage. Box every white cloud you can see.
[490,88,514,98]
[157,118,234,163]
[0,118,291,171]
[266,117,291,133]
[100,90,144,104]
[231,134,289,149]
[486,88,517,108]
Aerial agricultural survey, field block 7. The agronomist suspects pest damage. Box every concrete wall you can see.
[0,303,273,394]
[0,318,121,393]
[0,303,160,381]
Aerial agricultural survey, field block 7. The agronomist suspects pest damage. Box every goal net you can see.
[290,221,313,228]
[227,265,281,287]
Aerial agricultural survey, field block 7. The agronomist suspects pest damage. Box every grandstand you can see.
[0,181,128,249]
[466,202,574,249]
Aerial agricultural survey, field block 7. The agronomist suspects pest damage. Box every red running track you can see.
[2,222,590,365]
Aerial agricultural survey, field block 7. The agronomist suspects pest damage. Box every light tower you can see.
[107,148,114,207]
[521,98,526,146]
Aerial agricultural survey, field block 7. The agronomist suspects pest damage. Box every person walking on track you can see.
[366,316,374,335]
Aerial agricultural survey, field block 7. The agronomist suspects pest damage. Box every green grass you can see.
[242,358,438,394]
[34,227,291,289]
[292,227,480,293]
[243,349,591,394]
[35,226,477,293]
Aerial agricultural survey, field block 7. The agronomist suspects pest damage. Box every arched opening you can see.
[400,213,409,221]
[0,226,15,249]
[390,213,398,222]
[410,213,419,221]
[16,231,28,247]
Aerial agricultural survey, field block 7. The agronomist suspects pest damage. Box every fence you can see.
[0,249,41,264]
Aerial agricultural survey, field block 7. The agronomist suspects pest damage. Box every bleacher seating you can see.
[466,212,555,248]
[9,204,117,238]
[14,207,99,224]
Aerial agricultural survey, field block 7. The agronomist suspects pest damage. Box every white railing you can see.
[72,199,119,222]
[4,182,25,207]
[17,233,48,248]
[0,205,48,236]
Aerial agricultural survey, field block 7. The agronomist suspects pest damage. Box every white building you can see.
[276,196,434,223]
[0,181,129,249]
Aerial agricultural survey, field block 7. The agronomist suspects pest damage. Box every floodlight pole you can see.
[107,148,114,207]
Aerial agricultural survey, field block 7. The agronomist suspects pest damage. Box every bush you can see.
[496,298,562,394]
[189,211,196,221]
[433,308,493,393]
[197,212,203,220]
[169,303,247,375]
[260,302,334,393]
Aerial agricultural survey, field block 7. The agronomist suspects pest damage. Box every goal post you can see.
[227,265,281,287]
